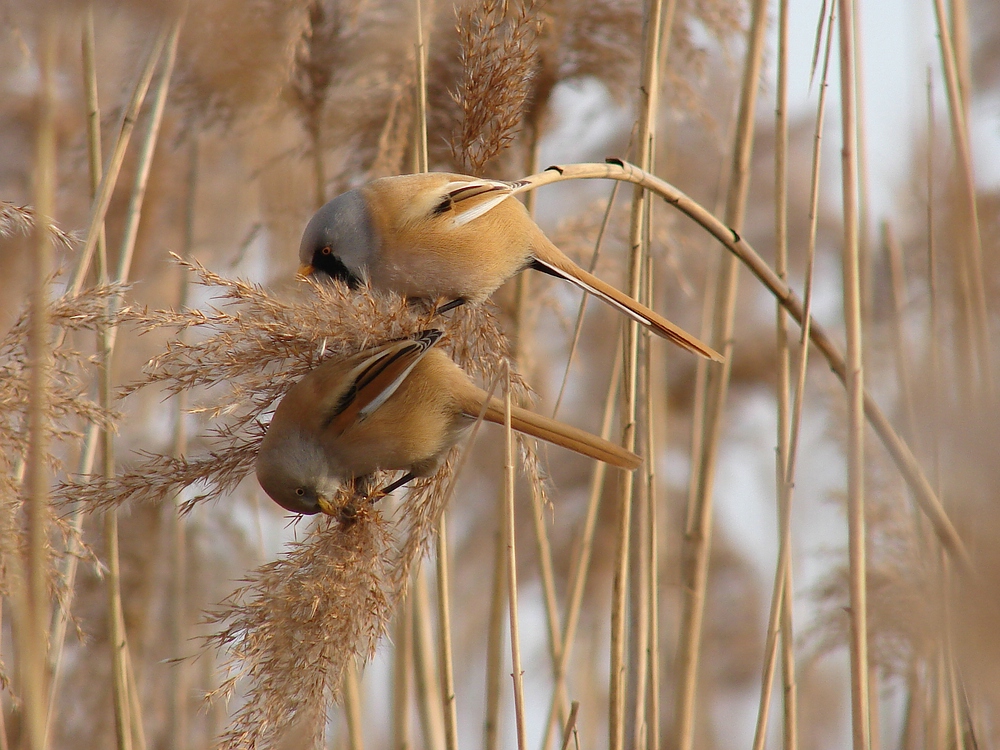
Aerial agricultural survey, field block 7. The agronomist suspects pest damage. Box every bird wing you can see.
[432,177,532,228]
[322,330,444,437]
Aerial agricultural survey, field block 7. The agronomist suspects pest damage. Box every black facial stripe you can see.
[312,250,362,289]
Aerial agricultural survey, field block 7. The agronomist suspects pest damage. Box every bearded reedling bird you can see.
[256,330,641,515]
[298,172,722,362]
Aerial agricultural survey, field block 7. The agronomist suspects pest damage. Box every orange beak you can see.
[297,264,315,278]
[316,494,337,516]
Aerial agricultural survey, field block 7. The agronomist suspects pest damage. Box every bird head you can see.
[298,189,376,288]
[255,427,342,515]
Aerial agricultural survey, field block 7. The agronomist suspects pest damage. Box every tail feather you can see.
[530,249,723,362]
[481,398,641,471]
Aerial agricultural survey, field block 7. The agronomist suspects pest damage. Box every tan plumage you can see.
[299,172,722,361]
[256,330,641,515]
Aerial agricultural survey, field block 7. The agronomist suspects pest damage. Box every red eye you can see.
[321,246,332,255]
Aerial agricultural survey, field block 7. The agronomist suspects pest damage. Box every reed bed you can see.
[1,1,998,749]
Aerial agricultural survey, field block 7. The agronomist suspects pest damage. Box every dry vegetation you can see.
[1,0,998,749]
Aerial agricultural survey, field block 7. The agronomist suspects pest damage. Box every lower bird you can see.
[256,330,641,516]
[298,172,721,362]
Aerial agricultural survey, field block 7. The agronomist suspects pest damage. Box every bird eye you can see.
[321,246,332,255]
[295,487,305,496]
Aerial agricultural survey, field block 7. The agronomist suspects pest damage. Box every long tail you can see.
[479,397,641,470]
[530,244,723,362]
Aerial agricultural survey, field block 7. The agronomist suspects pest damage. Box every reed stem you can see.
[674,1,768,745]
[22,15,58,750]
[503,367,528,750]
[836,1,872,747]
[515,160,972,573]
[435,517,459,750]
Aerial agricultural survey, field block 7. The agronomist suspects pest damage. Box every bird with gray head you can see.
[298,172,722,361]
[255,329,641,516]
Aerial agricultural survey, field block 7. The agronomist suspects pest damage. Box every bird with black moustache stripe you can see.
[298,172,722,362]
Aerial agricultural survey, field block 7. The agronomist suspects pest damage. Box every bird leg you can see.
[434,297,466,315]
[373,471,417,498]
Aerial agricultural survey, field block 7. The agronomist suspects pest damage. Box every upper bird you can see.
[256,329,642,516]
[298,172,722,362]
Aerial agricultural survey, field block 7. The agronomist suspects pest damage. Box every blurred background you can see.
[1,0,999,748]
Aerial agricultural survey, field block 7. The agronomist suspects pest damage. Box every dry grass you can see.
[2,0,1000,749]
[450,0,541,175]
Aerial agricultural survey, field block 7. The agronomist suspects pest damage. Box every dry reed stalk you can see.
[101,236,137,750]
[634,225,654,750]
[949,0,972,111]
[673,0,768,745]
[559,702,580,750]
[641,201,664,749]
[391,591,414,750]
[924,70,943,487]
[775,2,798,747]
[625,136,651,750]
[70,21,170,298]
[114,12,183,293]
[343,663,365,750]
[483,493,506,750]
[44,13,104,744]
[451,0,539,174]
[502,369,527,750]
[930,0,991,392]
[540,337,622,750]
[105,509,135,750]
[435,516,459,750]
[836,0,872,746]
[512,113,571,742]
[750,0,797,745]
[869,671,882,750]
[0,605,6,750]
[168,480,189,750]
[643,408,659,750]
[42,16,181,732]
[168,132,199,750]
[104,18,183,747]
[610,0,672,744]
[526,467,568,730]
[415,0,430,174]
[20,15,57,750]
[515,160,972,572]
[410,14,450,748]
[788,0,835,503]
[852,1,872,328]
[413,570,447,750]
